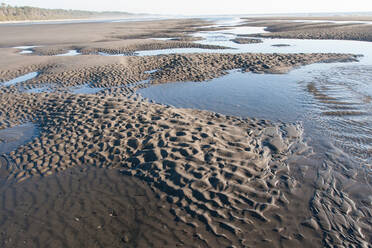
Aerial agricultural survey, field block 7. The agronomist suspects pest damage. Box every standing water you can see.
[138,18,372,167]
[1,72,38,87]
[137,17,372,246]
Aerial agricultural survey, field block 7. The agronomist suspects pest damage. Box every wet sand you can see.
[0,19,226,57]
[243,18,372,42]
[0,17,371,247]
[230,38,263,44]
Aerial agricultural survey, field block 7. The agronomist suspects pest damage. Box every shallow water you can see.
[139,61,372,166]
[140,70,309,122]
[97,51,132,56]
[69,84,104,94]
[138,37,372,63]
[13,45,37,50]
[14,45,39,54]
[138,16,372,169]
[151,37,174,41]
[137,19,372,64]
[306,65,372,164]
[55,49,81,56]
[137,26,372,243]
[1,72,38,87]
[1,16,372,247]
[19,50,33,54]
[282,19,372,25]
[22,85,54,93]
[144,69,158,74]
[208,16,246,26]
[0,123,38,154]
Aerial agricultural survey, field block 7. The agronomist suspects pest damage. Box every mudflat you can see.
[0,17,371,248]
[243,17,372,42]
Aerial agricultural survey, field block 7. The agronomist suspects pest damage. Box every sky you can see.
[3,0,372,15]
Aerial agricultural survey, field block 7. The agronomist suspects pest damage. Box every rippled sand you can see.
[0,18,371,247]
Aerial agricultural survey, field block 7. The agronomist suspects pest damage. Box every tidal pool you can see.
[69,84,104,94]
[0,123,38,154]
[139,61,372,166]
[55,49,81,56]
[14,45,38,54]
[1,72,38,87]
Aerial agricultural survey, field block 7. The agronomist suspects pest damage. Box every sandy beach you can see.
[0,17,371,248]
[242,18,372,42]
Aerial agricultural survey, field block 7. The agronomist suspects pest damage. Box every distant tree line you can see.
[0,3,133,21]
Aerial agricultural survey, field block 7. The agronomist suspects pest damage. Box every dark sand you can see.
[0,17,371,247]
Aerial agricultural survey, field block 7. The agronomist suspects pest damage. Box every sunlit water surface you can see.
[139,18,372,169]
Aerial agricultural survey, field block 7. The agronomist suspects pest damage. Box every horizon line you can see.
[2,4,372,16]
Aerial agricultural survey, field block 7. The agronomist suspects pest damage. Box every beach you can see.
[0,17,371,247]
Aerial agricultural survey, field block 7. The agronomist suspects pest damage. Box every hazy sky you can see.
[3,0,372,15]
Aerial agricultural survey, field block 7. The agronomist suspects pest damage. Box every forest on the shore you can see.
[0,3,134,21]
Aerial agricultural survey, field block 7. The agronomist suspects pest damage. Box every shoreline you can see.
[242,18,372,42]
[0,15,170,25]
[2,13,372,25]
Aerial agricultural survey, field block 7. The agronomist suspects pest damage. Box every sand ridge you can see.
[230,38,263,44]
[0,53,358,92]
[30,40,229,56]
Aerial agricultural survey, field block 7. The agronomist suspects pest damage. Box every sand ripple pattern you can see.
[311,163,371,248]
[0,54,366,247]
[301,65,372,247]
[248,20,372,42]
[3,93,305,244]
[306,65,372,165]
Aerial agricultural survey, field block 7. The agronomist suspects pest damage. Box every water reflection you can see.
[139,70,310,122]
[14,45,38,54]
[1,72,38,87]
[0,123,38,154]
[55,49,81,56]
[69,84,104,94]
[139,61,372,166]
